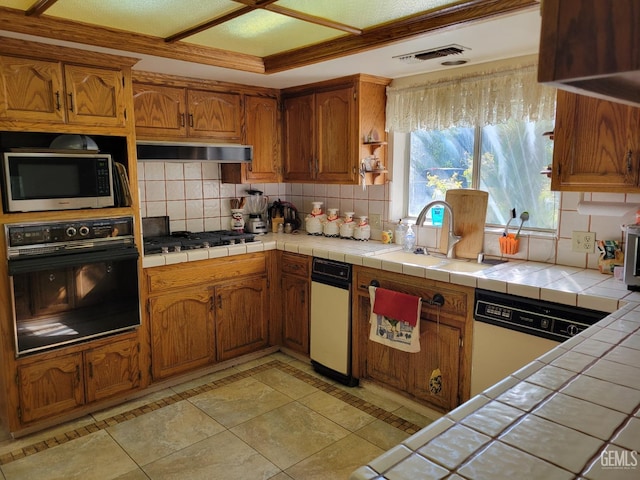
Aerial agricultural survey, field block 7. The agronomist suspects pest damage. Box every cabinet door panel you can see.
[215,276,268,361]
[316,87,357,183]
[64,65,125,126]
[149,288,214,379]
[244,95,280,182]
[0,56,65,123]
[18,353,84,424]
[552,90,640,191]
[85,337,140,402]
[283,94,315,181]
[187,90,241,140]
[281,275,309,354]
[133,83,187,137]
[410,320,461,411]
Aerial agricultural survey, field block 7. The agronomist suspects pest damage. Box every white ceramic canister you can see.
[353,216,370,241]
[323,208,340,237]
[339,211,355,238]
[230,208,245,232]
[305,201,325,235]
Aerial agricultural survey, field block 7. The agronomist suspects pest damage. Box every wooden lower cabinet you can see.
[149,287,215,379]
[279,252,310,355]
[16,335,140,425]
[215,276,269,361]
[145,253,271,379]
[353,266,472,412]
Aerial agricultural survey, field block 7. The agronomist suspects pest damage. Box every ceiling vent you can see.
[393,44,470,64]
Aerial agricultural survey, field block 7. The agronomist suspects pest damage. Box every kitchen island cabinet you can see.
[144,252,271,380]
[551,90,640,192]
[352,266,473,412]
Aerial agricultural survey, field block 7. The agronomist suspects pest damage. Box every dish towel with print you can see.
[368,286,421,353]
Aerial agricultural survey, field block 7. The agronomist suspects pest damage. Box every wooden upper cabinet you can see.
[132,83,187,137]
[538,0,640,107]
[315,86,357,183]
[187,89,241,140]
[0,57,126,127]
[282,75,389,184]
[132,82,242,141]
[283,93,315,182]
[63,64,126,127]
[0,56,64,123]
[283,86,355,183]
[552,90,640,192]
[221,94,280,184]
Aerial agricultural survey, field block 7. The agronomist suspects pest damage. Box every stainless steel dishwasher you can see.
[310,257,358,386]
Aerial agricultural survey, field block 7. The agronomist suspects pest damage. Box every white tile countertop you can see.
[143,233,640,478]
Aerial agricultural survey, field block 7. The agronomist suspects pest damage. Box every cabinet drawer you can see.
[281,252,310,277]
[146,253,267,293]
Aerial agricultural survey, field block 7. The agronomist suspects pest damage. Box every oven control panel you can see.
[6,216,135,257]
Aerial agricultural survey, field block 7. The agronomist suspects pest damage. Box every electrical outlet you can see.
[370,213,382,229]
[572,231,596,253]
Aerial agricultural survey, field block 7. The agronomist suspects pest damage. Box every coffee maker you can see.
[245,189,268,234]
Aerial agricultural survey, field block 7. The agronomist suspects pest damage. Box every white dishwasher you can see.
[310,257,358,386]
[471,289,607,396]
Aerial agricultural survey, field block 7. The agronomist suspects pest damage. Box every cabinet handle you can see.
[180,113,185,127]
[68,92,74,111]
[627,150,633,172]
[189,113,194,127]
[75,365,80,383]
[55,91,61,110]
[315,158,319,176]
[88,362,93,378]
[218,294,222,309]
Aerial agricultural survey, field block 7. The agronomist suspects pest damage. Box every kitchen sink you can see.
[375,251,445,267]
[375,250,495,272]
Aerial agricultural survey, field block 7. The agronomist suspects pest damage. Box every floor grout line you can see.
[0,359,422,466]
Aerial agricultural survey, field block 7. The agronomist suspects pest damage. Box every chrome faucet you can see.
[415,200,462,259]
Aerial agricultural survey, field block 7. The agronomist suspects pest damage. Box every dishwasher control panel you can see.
[474,289,607,342]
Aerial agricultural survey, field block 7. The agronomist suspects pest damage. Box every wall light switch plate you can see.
[370,213,382,229]
[572,231,595,253]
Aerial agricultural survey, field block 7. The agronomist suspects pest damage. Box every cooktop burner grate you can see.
[143,230,256,255]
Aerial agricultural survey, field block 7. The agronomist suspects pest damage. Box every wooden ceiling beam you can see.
[264,0,539,73]
[264,5,362,35]
[165,6,252,43]
[25,0,58,16]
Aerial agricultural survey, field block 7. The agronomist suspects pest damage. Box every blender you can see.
[245,189,268,234]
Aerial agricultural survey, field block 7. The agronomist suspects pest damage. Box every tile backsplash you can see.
[138,161,638,271]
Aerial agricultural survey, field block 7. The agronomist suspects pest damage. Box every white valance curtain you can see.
[385,64,557,132]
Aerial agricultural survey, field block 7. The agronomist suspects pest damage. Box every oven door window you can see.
[9,252,140,356]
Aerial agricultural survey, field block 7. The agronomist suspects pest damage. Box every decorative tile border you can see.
[0,360,421,465]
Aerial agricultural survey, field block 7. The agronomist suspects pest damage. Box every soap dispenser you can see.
[403,223,416,252]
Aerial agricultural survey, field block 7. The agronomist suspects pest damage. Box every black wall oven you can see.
[6,216,140,356]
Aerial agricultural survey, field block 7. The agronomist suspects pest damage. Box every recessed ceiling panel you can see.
[275,0,459,29]
[44,0,239,38]
[186,9,345,57]
[0,0,33,9]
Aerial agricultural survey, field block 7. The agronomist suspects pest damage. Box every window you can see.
[408,118,558,231]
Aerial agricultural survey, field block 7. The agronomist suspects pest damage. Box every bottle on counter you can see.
[403,223,416,252]
[395,219,407,246]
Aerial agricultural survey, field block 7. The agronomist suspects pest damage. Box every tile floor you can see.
[0,352,438,480]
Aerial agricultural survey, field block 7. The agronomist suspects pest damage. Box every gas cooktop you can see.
[143,230,256,255]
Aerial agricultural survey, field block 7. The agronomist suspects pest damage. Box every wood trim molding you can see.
[0,0,538,75]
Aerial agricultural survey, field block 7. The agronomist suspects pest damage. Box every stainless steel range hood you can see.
[136,141,252,163]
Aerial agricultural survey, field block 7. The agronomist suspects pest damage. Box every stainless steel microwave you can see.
[2,151,115,212]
